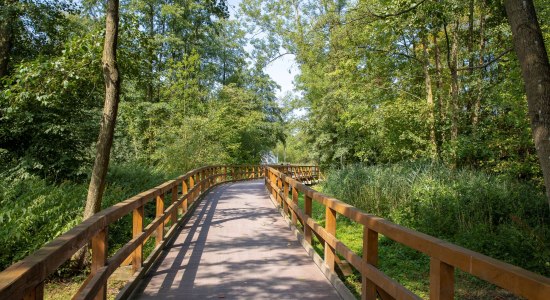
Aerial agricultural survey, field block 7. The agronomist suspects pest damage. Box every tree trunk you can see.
[146,3,155,102]
[449,21,460,166]
[421,34,437,158]
[83,0,121,220]
[434,33,445,153]
[472,2,485,127]
[504,0,550,207]
[0,0,17,79]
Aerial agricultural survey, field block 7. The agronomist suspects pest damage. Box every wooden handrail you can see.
[265,166,550,300]
[0,164,319,300]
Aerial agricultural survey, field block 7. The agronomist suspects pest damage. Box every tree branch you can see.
[358,46,422,63]
[267,52,295,65]
[456,48,513,71]
[364,0,427,19]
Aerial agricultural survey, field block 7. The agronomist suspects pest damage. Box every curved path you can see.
[132,180,342,299]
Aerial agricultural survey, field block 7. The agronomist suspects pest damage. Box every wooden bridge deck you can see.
[132,180,341,299]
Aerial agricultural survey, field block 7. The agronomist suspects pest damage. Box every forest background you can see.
[1,0,549,297]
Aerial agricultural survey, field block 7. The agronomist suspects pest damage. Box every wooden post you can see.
[23,282,44,300]
[205,169,208,189]
[325,207,336,271]
[304,194,313,244]
[182,180,188,212]
[269,172,277,201]
[430,258,455,300]
[189,176,195,204]
[277,175,283,208]
[132,205,144,273]
[171,186,178,224]
[156,194,164,247]
[362,227,378,300]
[200,171,204,192]
[224,166,227,182]
[283,179,290,216]
[264,167,268,186]
[92,228,107,300]
[291,186,298,225]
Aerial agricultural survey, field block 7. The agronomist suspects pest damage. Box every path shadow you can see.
[132,180,340,300]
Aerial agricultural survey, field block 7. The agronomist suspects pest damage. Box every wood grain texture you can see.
[133,181,340,299]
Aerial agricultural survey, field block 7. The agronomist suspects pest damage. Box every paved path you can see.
[132,180,341,299]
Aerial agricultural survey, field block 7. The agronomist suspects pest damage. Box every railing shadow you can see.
[133,180,339,299]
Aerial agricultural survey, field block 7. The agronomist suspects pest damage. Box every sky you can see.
[226,0,299,99]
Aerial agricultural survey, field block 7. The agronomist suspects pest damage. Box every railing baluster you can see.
[182,180,188,212]
[325,206,337,271]
[224,166,227,182]
[291,186,298,225]
[156,194,164,246]
[189,176,195,204]
[283,179,290,217]
[91,228,107,300]
[362,227,379,300]
[23,282,43,300]
[430,258,454,300]
[277,174,283,207]
[171,186,178,225]
[271,170,275,198]
[304,194,313,244]
[132,205,144,273]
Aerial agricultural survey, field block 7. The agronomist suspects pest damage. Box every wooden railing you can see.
[271,164,322,183]
[0,165,310,300]
[265,166,550,300]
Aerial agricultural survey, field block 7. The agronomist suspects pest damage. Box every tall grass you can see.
[321,161,550,276]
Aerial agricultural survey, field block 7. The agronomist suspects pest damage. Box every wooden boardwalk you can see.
[132,180,342,299]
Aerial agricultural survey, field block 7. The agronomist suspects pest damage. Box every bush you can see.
[320,161,550,276]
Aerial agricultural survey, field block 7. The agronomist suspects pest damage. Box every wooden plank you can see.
[325,206,337,272]
[132,206,144,273]
[430,258,454,300]
[304,194,313,245]
[189,176,195,204]
[362,227,379,300]
[23,282,43,300]
[155,194,164,247]
[91,229,107,300]
[134,181,342,300]
[291,187,298,225]
[171,186,178,225]
[182,180,188,212]
[283,180,290,217]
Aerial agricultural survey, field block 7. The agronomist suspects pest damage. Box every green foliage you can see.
[0,163,177,271]
[242,0,549,182]
[0,28,103,179]
[321,162,550,275]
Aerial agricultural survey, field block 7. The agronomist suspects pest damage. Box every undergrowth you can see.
[321,161,550,276]
[309,161,550,298]
[0,163,179,271]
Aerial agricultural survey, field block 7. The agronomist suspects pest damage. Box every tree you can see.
[0,0,17,79]
[504,0,550,207]
[83,0,121,219]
